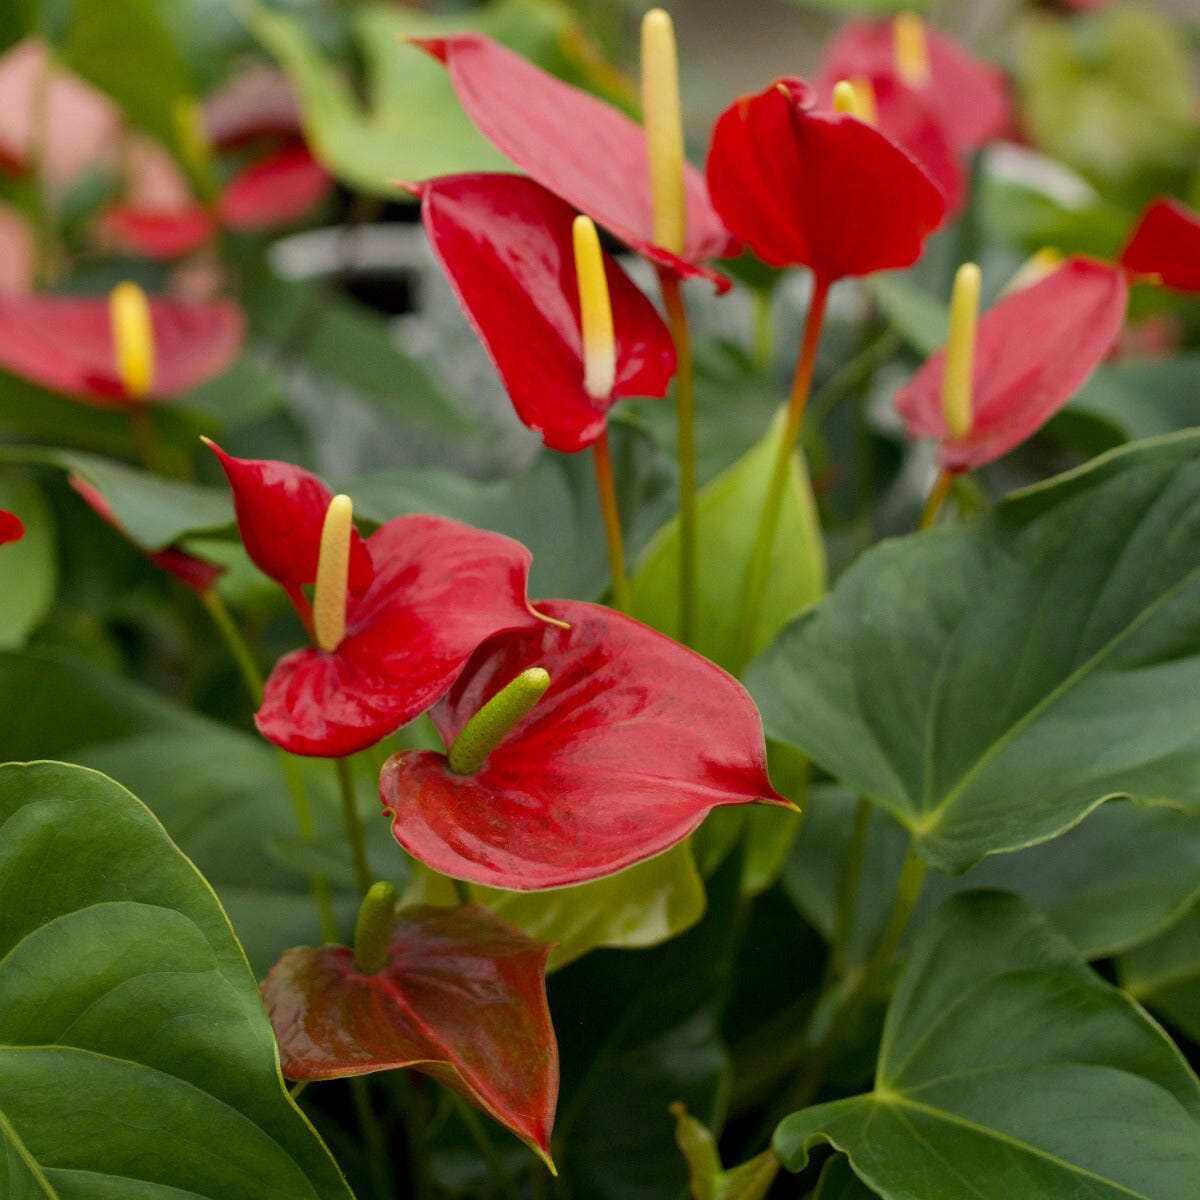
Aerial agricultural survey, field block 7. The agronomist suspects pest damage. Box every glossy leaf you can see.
[0,761,353,1198]
[258,514,548,757]
[383,600,788,890]
[0,293,244,406]
[817,18,1010,151]
[1119,198,1200,293]
[416,32,735,288]
[219,142,332,231]
[263,904,557,1164]
[774,891,1200,1198]
[631,407,826,674]
[415,173,677,452]
[748,433,1200,873]
[896,257,1127,471]
[0,474,53,646]
[403,838,706,970]
[706,78,944,282]
[812,1156,879,1200]
[1120,902,1200,1044]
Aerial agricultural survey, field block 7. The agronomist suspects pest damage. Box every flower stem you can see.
[734,277,830,675]
[335,756,373,898]
[592,427,631,612]
[350,1077,394,1200]
[918,468,955,530]
[200,590,337,941]
[658,269,696,644]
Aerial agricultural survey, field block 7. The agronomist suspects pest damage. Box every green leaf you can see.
[352,424,675,602]
[812,1155,880,1200]
[863,273,947,357]
[0,761,353,1198]
[749,433,1200,873]
[1068,355,1200,443]
[671,1103,779,1200]
[631,408,826,674]
[1120,901,1200,1044]
[789,787,1200,964]
[244,0,625,197]
[0,473,55,647]
[60,0,192,148]
[774,891,1200,1199]
[403,840,705,970]
[0,651,388,973]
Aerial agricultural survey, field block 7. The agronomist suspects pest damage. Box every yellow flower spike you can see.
[942,262,981,440]
[640,7,686,255]
[1002,246,1063,296]
[893,12,931,89]
[572,215,616,402]
[833,77,878,125]
[313,494,354,652]
[448,667,552,776]
[109,281,155,400]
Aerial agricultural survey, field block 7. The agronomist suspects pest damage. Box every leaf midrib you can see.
[0,1102,58,1198]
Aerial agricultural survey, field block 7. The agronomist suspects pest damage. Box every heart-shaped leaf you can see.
[631,407,826,675]
[0,761,353,1198]
[749,433,1200,872]
[774,891,1200,1199]
[262,904,557,1165]
[1120,901,1200,1045]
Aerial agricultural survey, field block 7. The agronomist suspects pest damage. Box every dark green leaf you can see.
[0,761,353,1198]
[0,473,55,647]
[1120,901,1200,1045]
[1069,355,1200,443]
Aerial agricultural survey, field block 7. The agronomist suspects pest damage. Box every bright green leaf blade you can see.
[631,408,826,674]
[0,474,55,647]
[405,839,705,970]
[1120,901,1200,1044]
[0,761,353,1199]
[749,433,1200,873]
[670,1102,778,1200]
[774,892,1200,1199]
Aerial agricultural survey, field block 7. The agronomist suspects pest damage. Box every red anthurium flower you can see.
[380,599,789,891]
[1119,198,1200,293]
[0,509,24,545]
[0,293,242,406]
[99,204,217,259]
[706,78,945,283]
[263,904,557,1165]
[69,475,223,593]
[202,65,304,151]
[412,34,737,291]
[895,256,1128,472]
[818,17,1009,153]
[207,443,549,757]
[413,173,677,453]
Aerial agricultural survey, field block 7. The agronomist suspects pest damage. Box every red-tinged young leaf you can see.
[257,515,548,757]
[205,441,373,599]
[99,204,217,259]
[1119,197,1200,293]
[381,599,789,890]
[412,34,737,291]
[203,66,303,150]
[815,73,965,215]
[705,78,945,283]
[0,508,24,545]
[818,19,1010,152]
[895,256,1128,471]
[219,142,332,231]
[69,475,224,593]
[0,294,243,406]
[262,904,557,1165]
[415,174,677,452]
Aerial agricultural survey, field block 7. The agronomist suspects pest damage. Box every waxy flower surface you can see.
[1119,198,1200,293]
[208,444,549,757]
[818,18,1009,152]
[895,256,1128,471]
[414,173,677,453]
[263,904,557,1164]
[705,78,945,282]
[0,509,23,545]
[381,600,788,891]
[412,33,737,289]
[0,294,243,406]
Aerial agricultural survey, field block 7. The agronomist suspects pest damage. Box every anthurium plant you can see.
[2,1,1199,1197]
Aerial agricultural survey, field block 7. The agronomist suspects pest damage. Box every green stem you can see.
[350,1077,393,1200]
[335,756,373,898]
[453,1095,526,1200]
[289,1081,309,1101]
[918,468,955,531]
[200,590,337,941]
[592,427,631,612]
[751,289,774,371]
[734,277,831,675]
[658,269,697,644]
[825,797,872,985]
